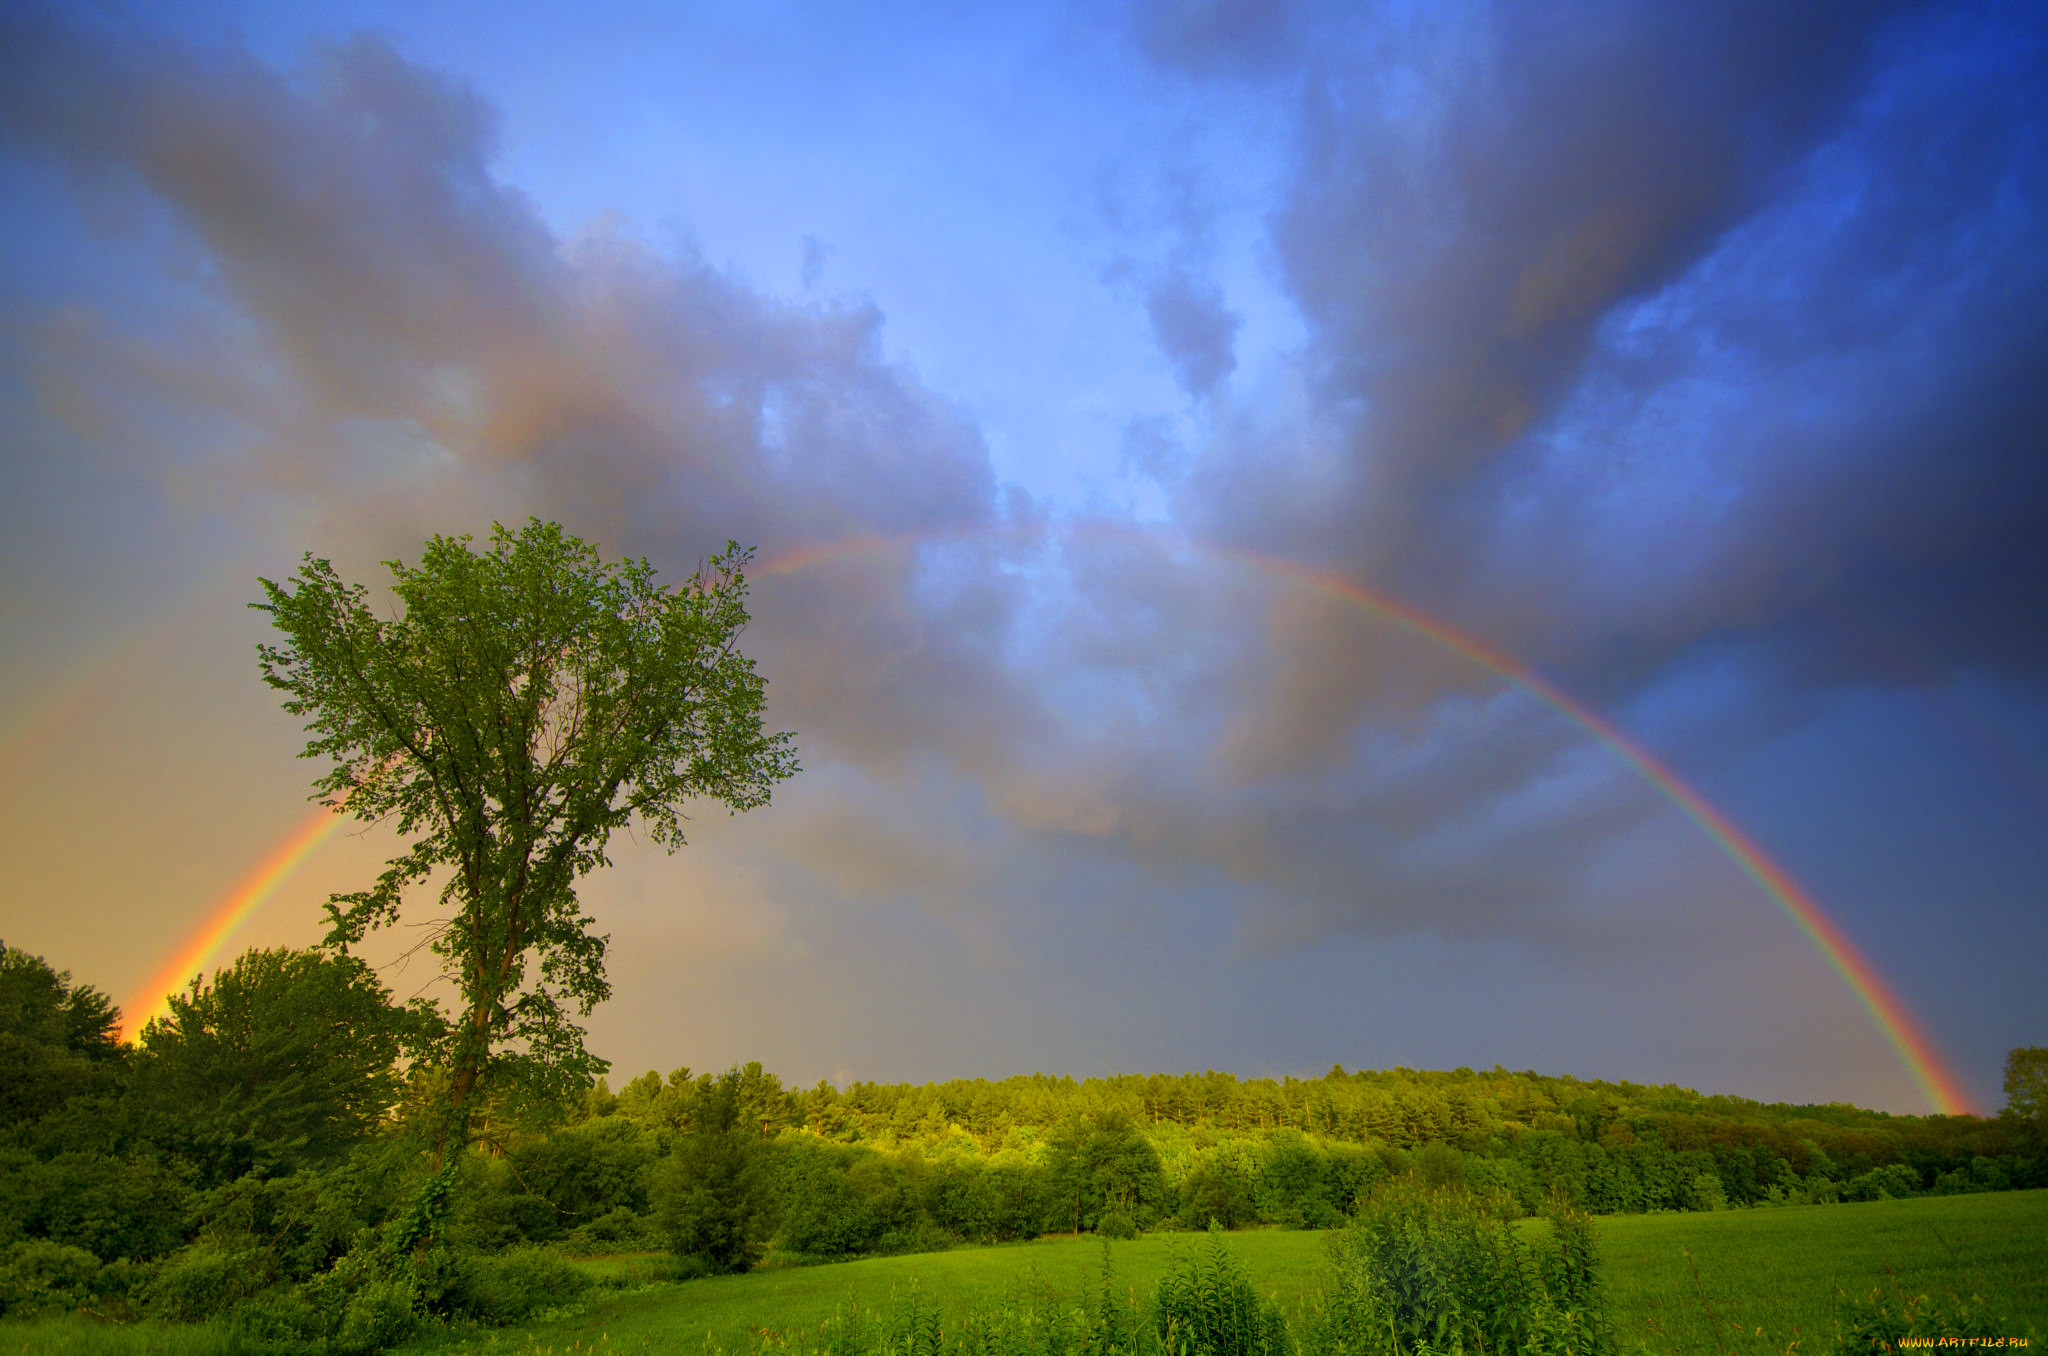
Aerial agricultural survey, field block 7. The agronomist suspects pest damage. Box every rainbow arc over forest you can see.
[115,524,1974,1114]
[121,806,346,1040]
[1190,537,1973,1117]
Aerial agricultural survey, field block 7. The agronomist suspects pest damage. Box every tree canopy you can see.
[0,942,123,1129]
[2005,1046,2046,1145]
[138,947,425,1176]
[253,520,797,1148]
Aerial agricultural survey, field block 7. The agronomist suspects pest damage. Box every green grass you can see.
[1593,1190,2048,1354]
[0,1314,269,1355]
[8,1192,2042,1353]
[400,1231,1330,1353]
[396,1192,2048,1355]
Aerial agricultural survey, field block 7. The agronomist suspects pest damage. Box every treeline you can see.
[506,1050,2042,1267]
[2,940,2042,1351]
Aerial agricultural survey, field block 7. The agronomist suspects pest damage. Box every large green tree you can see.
[2004,1046,2047,1146]
[649,1069,783,1273]
[253,520,797,1153]
[138,946,422,1175]
[1044,1111,1165,1234]
[0,942,122,1131]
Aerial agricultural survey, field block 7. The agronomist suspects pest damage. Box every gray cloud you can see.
[1133,0,1298,79]
[1135,0,2048,765]
[0,9,1043,792]
[5,0,2041,1031]
[1145,265,1242,399]
[1073,0,2048,962]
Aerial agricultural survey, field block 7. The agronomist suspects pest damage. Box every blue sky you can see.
[2,0,2044,1113]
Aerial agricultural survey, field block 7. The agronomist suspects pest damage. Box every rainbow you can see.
[761,523,1972,1114]
[118,804,345,1042]
[120,523,1973,1112]
[0,570,249,787]
[1194,539,1973,1116]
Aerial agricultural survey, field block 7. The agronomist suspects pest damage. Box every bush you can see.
[564,1205,659,1253]
[1155,1230,1294,1356]
[1099,1210,1140,1240]
[774,1145,880,1257]
[14,1152,190,1262]
[651,1071,778,1273]
[502,1116,656,1240]
[1836,1279,2010,1354]
[1046,1112,1167,1235]
[146,1242,264,1323]
[874,1218,955,1258]
[1179,1158,1259,1231]
[233,1287,332,1348]
[1843,1164,1920,1203]
[0,1240,103,1317]
[335,1275,418,1355]
[1410,1143,1466,1192]
[434,1246,588,1325]
[1302,1182,1613,1356]
[1263,1132,1338,1229]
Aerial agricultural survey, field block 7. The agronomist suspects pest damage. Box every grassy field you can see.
[1594,1190,2048,1354]
[7,1191,2043,1353]
[390,1190,2048,1354]
[402,1230,1333,1353]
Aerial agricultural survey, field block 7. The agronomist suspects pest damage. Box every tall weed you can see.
[1302,1181,1612,1356]
[1154,1230,1293,1356]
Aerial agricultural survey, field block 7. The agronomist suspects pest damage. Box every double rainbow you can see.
[101,526,1972,1112]
[119,805,345,1041]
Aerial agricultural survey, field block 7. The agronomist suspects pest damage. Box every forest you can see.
[3,939,2041,1351]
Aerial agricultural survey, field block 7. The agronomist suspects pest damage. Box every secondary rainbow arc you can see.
[119,523,1973,1114]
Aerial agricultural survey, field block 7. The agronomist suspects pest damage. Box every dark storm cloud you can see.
[7,0,2041,974]
[1078,0,2048,946]
[1456,3,2048,681]
[1133,0,1298,79]
[0,6,1042,788]
[1145,265,1241,399]
[1145,1,2048,758]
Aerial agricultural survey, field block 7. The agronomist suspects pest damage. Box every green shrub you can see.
[1686,1171,1729,1212]
[1842,1164,1921,1203]
[334,1274,418,1355]
[146,1242,265,1323]
[1099,1210,1140,1240]
[775,1145,882,1257]
[564,1204,659,1253]
[232,1286,332,1348]
[0,1239,103,1317]
[13,1152,190,1262]
[1410,1144,1466,1192]
[1303,1182,1613,1356]
[1046,1113,1168,1235]
[1179,1158,1260,1231]
[874,1218,955,1257]
[435,1245,588,1325]
[1263,1132,1340,1229]
[1154,1230,1294,1356]
[1835,1278,2009,1354]
[651,1071,778,1273]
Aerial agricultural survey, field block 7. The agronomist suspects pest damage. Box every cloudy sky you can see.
[3,0,2043,1114]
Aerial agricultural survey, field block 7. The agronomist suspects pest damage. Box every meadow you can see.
[1593,1190,2048,1353]
[403,1189,2048,1354]
[425,1190,2048,1353]
[8,1190,2044,1353]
